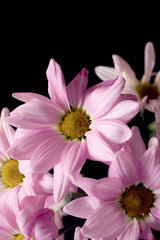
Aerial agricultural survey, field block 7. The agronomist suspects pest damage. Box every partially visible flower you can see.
[0,108,53,204]
[0,186,58,240]
[6,59,140,202]
[95,42,160,112]
[64,145,160,239]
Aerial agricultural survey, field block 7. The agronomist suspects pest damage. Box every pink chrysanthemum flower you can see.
[0,108,53,202]
[0,186,58,240]
[6,59,140,201]
[64,139,160,239]
[95,42,160,112]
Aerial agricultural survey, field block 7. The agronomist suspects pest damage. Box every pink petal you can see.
[0,186,20,229]
[63,196,100,219]
[17,195,47,236]
[144,42,155,82]
[0,230,12,240]
[146,213,160,231]
[53,162,72,202]
[102,95,141,123]
[86,130,115,164]
[95,66,117,81]
[109,151,141,186]
[6,98,61,130]
[76,177,97,196]
[0,108,12,152]
[10,129,55,160]
[141,146,160,189]
[92,177,124,202]
[112,54,138,86]
[84,76,125,119]
[12,92,53,103]
[32,208,58,240]
[117,219,139,240]
[92,119,132,144]
[31,135,67,172]
[46,59,70,111]
[67,68,88,108]
[74,227,88,240]
[82,201,127,239]
[127,126,146,159]
[139,222,155,240]
[61,139,87,180]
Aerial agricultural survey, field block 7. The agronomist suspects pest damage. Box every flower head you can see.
[6,59,140,202]
[95,42,160,112]
[64,128,160,239]
[0,186,58,240]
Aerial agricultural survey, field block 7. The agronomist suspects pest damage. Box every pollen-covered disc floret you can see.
[13,234,25,240]
[1,159,24,188]
[135,83,159,101]
[58,108,91,140]
[119,183,155,219]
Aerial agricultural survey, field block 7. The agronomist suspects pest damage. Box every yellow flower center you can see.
[135,83,159,101]
[119,183,155,219]
[2,159,24,188]
[13,234,25,240]
[58,108,91,141]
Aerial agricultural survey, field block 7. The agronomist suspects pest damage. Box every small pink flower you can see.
[64,145,160,239]
[6,59,140,201]
[0,186,58,240]
[95,42,160,112]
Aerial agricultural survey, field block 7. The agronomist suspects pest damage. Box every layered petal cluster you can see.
[64,127,160,240]
[0,186,58,240]
[0,108,53,201]
[95,42,160,112]
[6,59,140,202]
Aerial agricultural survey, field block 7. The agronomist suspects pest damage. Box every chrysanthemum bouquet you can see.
[0,42,160,239]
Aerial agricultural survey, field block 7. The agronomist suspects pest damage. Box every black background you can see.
[1,4,160,239]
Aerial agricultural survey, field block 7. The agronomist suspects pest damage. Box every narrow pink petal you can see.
[0,186,20,229]
[92,177,124,202]
[154,71,160,92]
[76,177,97,196]
[0,108,15,153]
[102,95,141,123]
[86,130,114,164]
[95,66,117,81]
[141,146,160,189]
[74,227,88,240]
[53,162,72,202]
[6,98,61,130]
[63,196,100,219]
[46,59,70,111]
[16,203,35,236]
[92,119,132,144]
[12,92,53,103]
[146,213,160,231]
[117,219,139,240]
[144,42,156,82]
[32,208,58,240]
[67,68,88,108]
[112,54,138,86]
[82,202,127,239]
[31,135,67,172]
[10,129,55,160]
[139,223,155,240]
[61,139,87,180]
[109,151,141,185]
[127,126,146,159]
[84,76,125,119]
